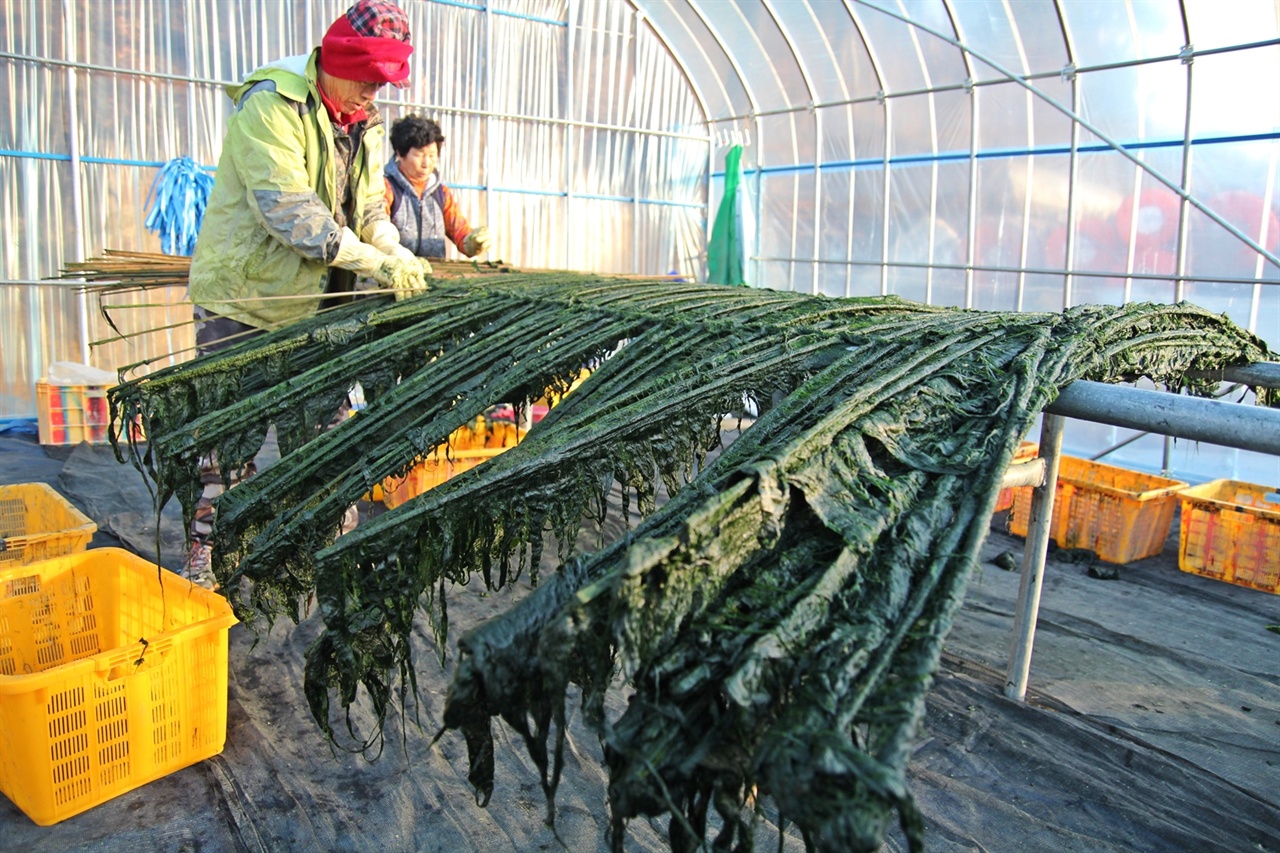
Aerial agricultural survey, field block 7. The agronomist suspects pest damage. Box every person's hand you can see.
[417,257,433,276]
[366,221,418,266]
[333,227,425,299]
[462,226,491,257]
[371,255,427,301]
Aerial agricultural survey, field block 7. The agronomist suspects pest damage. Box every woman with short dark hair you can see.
[383,114,492,259]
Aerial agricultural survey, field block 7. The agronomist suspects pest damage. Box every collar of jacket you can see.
[384,159,441,199]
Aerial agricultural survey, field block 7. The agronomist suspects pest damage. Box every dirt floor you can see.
[1,427,1277,852]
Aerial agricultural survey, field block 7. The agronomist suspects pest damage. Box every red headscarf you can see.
[319,1,413,89]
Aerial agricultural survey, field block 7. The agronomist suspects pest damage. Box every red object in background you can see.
[86,391,109,442]
[487,404,549,424]
[1205,190,1280,262]
[974,218,1019,268]
[1115,188,1181,247]
[1045,217,1123,269]
[48,387,65,444]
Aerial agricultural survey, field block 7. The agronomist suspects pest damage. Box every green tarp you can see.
[707,144,752,286]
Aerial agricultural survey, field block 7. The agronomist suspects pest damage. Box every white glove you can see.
[333,227,426,298]
[332,226,384,273]
[364,221,417,264]
[462,226,491,257]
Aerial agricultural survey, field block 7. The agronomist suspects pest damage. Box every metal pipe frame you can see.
[760,0,820,295]
[1187,362,1280,388]
[62,0,88,365]
[565,0,575,270]
[1047,379,1280,456]
[1005,363,1280,701]
[1006,412,1066,702]
[707,37,1280,123]
[1058,2,1080,311]
[0,49,707,145]
[839,0,891,297]
[942,0,978,309]
[837,2,1280,273]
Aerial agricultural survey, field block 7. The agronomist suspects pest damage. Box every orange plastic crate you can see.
[1009,456,1187,564]
[0,483,97,567]
[36,382,111,446]
[381,418,525,509]
[0,548,237,825]
[35,382,143,446]
[1177,480,1280,594]
[994,441,1040,513]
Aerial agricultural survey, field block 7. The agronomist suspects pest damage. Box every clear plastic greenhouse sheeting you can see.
[686,0,1278,342]
[681,0,1279,484]
[0,0,1276,479]
[0,0,705,419]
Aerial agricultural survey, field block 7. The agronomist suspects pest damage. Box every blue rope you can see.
[144,156,215,256]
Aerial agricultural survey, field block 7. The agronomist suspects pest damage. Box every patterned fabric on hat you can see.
[347,0,411,42]
[321,2,413,89]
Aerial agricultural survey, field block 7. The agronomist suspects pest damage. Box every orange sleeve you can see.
[439,184,473,253]
[383,178,395,216]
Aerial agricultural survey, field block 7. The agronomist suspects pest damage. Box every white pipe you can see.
[1005,412,1065,702]
[63,0,89,365]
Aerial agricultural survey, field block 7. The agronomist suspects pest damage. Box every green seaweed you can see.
[111,274,1274,853]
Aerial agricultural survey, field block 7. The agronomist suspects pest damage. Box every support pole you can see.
[1005,412,1065,702]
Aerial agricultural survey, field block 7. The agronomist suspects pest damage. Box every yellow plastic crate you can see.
[993,441,1040,513]
[1177,479,1280,594]
[1009,456,1187,564]
[0,483,97,567]
[381,418,526,510]
[0,548,237,825]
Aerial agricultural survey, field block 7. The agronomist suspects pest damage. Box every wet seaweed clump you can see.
[112,272,1275,852]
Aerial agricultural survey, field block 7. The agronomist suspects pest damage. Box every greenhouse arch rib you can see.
[760,0,820,295]
[684,0,764,284]
[1054,0,1085,310]
[841,0,894,296]
[799,0,859,297]
[941,0,982,310]
[620,1,717,250]
[898,0,942,306]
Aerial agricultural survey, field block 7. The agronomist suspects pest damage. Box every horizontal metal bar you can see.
[0,148,209,169]
[999,457,1047,490]
[0,48,228,87]
[1046,380,1280,456]
[753,255,1280,287]
[710,131,1280,178]
[1187,362,1280,389]
[0,50,708,144]
[431,0,568,27]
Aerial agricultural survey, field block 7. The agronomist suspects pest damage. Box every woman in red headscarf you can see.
[184,1,423,587]
[191,0,426,343]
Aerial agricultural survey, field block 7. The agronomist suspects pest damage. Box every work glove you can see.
[364,220,418,265]
[333,227,426,299]
[462,226,491,257]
